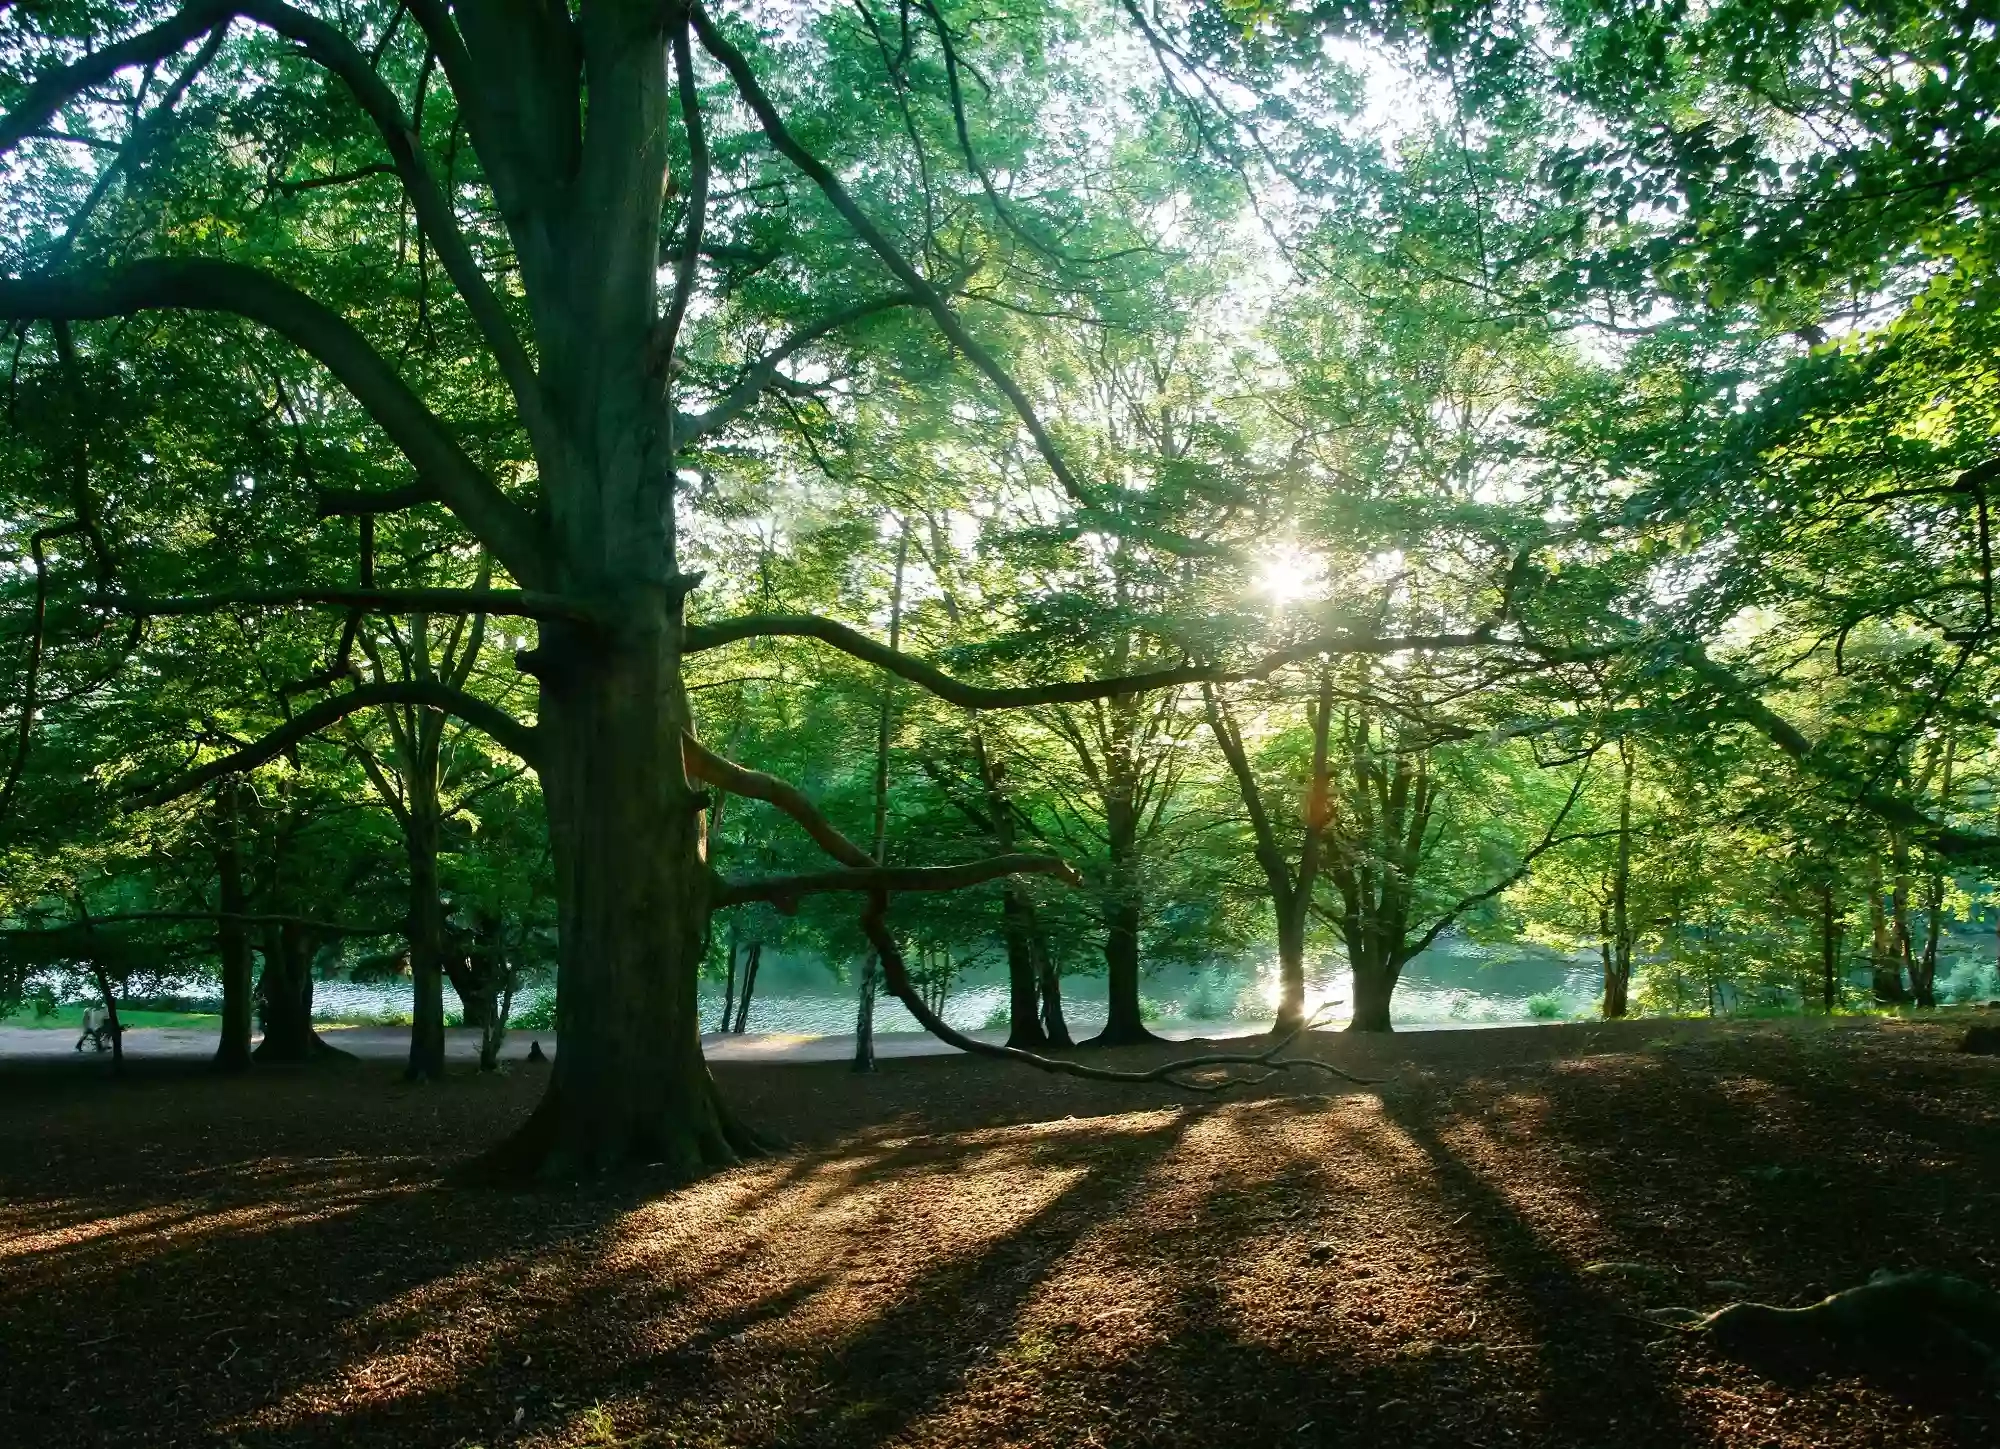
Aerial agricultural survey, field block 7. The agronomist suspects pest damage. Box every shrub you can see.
[513,994,557,1031]
[982,1002,1012,1032]
[444,1009,465,1029]
[1941,959,2000,1005]
[1182,970,1237,1021]
[1138,996,1165,1023]
[1526,993,1564,1021]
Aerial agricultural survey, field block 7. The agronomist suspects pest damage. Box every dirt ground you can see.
[4,1015,1999,1448]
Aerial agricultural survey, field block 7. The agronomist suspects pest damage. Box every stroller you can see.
[75,1005,113,1053]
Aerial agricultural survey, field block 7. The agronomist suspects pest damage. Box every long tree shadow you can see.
[1371,1083,1714,1447]
[217,1108,1206,1448]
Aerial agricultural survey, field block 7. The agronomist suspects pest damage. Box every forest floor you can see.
[4,1013,1999,1449]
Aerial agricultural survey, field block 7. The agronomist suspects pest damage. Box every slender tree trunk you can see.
[1001,885,1047,1048]
[1820,880,1842,1013]
[854,952,880,1067]
[480,974,516,1072]
[718,925,738,1034]
[1603,747,1635,1019]
[1869,852,1907,1003]
[1036,932,1072,1047]
[405,794,449,1081]
[855,526,907,1071]
[213,783,253,1073]
[1273,891,1309,1035]
[1916,868,1944,1009]
[1089,788,1156,1047]
[732,940,763,1034]
[1890,831,1915,1003]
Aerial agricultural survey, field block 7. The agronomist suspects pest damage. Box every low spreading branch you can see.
[3,910,397,938]
[687,733,1383,1092]
[101,585,601,626]
[128,681,538,810]
[715,854,1080,909]
[683,611,1553,711]
[0,259,549,585]
[314,482,437,516]
[679,292,918,442]
[683,735,871,865]
[1681,644,2000,858]
[0,3,232,158]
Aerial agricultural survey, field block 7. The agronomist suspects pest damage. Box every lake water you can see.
[305,938,1609,1035]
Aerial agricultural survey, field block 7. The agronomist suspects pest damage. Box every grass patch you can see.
[2,1004,219,1031]
[1526,992,1565,1021]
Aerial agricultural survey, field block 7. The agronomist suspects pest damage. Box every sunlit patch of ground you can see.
[3,1014,1999,1447]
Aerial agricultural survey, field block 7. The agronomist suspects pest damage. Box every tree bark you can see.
[855,525,907,1072]
[853,951,879,1069]
[1001,885,1048,1049]
[732,940,763,1034]
[480,973,515,1072]
[1093,890,1154,1045]
[1348,951,1398,1034]
[487,609,752,1179]
[719,923,739,1034]
[1037,933,1073,1047]
[1916,868,1944,1009]
[445,916,510,1033]
[1820,880,1842,1013]
[1087,783,1156,1047]
[1603,743,1634,1019]
[1274,892,1309,1035]
[213,782,254,1073]
[254,922,344,1063]
[404,790,448,1082]
[1869,851,1907,1003]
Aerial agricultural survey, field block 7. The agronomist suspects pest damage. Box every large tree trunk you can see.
[488,615,751,1179]
[1347,949,1398,1033]
[473,11,752,1179]
[1091,891,1155,1046]
[213,783,254,1073]
[254,923,344,1063]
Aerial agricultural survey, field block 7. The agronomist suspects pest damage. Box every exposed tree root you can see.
[457,1077,772,1188]
[1651,1271,2000,1381]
